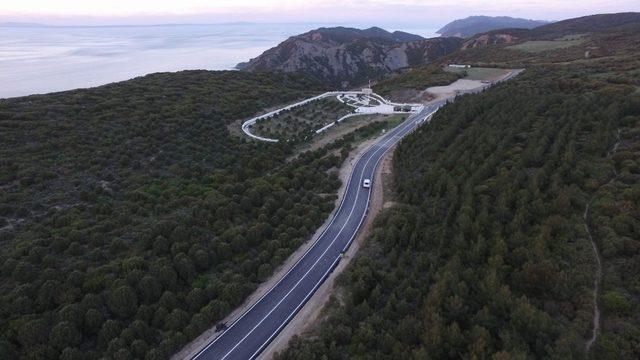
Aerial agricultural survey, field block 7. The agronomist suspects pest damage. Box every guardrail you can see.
[242,70,524,142]
[315,106,426,135]
[241,91,422,142]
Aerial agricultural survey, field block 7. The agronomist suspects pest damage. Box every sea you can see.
[0,23,438,98]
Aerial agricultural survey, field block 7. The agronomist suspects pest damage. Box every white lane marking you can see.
[248,256,341,360]
[194,109,420,360]
[192,135,373,359]
[232,114,425,359]
[198,110,429,360]
[219,141,382,360]
[341,109,437,252]
[248,111,434,359]
[221,113,418,359]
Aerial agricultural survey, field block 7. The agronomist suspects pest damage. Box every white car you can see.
[363,179,371,188]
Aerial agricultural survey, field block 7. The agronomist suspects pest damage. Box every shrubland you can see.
[0,70,352,358]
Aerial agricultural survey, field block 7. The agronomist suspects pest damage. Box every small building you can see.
[449,64,470,68]
[362,87,373,95]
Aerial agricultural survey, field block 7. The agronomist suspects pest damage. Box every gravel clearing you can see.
[426,79,484,94]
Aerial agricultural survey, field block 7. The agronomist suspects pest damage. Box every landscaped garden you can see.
[250,97,352,142]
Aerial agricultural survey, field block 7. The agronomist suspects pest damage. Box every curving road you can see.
[192,70,523,360]
[193,104,440,360]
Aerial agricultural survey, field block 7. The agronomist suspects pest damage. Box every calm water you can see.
[0,23,438,98]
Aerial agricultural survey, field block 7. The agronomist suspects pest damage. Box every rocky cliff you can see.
[238,27,462,87]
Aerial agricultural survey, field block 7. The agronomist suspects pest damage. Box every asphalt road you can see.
[193,104,440,360]
[193,70,522,360]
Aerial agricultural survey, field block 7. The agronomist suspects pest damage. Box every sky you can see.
[1,0,639,26]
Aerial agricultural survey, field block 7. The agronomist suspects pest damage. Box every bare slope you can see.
[238,27,462,87]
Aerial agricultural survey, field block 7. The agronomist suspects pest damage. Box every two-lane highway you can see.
[194,105,440,360]
[193,69,523,360]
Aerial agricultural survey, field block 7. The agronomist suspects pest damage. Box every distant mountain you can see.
[238,13,640,86]
[461,12,640,50]
[437,16,549,38]
[238,26,461,87]
[0,22,48,27]
[305,26,425,42]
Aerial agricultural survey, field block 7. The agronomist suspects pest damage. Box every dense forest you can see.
[278,64,640,358]
[589,100,640,357]
[3,12,640,360]
[0,70,363,358]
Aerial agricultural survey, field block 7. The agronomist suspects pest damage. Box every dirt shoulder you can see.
[258,137,398,360]
[173,130,384,360]
[254,71,521,358]
[176,73,517,358]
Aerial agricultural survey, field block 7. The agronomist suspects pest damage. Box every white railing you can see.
[242,91,423,142]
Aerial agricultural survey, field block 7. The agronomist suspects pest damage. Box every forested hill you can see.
[0,70,352,358]
[437,15,549,37]
[278,60,640,359]
[533,12,640,36]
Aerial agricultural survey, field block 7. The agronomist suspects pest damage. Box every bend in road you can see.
[193,70,521,360]
[194,105,439,360]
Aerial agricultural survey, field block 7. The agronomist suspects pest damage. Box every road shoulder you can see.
[257,137,397,360]
[173,132,382,360]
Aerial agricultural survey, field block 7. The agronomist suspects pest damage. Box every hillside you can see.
[279,61,640,360]
[238,26,462,87]
[290,26,425,43]
[2,10,640,360]
[437,15,549,38]
[372,65,461,101]
[533,12,640,37]
[278,13,640,360]
[368,13,640,100]
[239,13,639,90]
[447,12,640,67]
[0,71,359,359]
